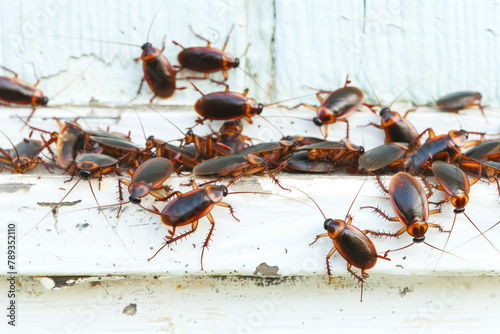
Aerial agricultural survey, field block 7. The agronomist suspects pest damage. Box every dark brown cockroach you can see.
[459,159,500,196]
[181,128,232,161]
[405,129,469,175]
[135,101,232,164]
[431,161,500,253]
[284,151,343,173]
[0,131,53,174]
[86,135,153,168]
[289,181,389,302]
[135,36,185,102]
[140,181,238,270]
[71,2,183,102]
[435,91,486,120]
[296,140,364,171]
[146,135,198,170]
[133,2,186,101]
[18,118,83,168]
[192,153,288,190]
[361,172,449,256]
[462,140,500,162]
[209,120,252,153]
[173,25,243,83]
[191,83,263,124]
[284,135,324,147]
[366,106,420,145]
[0,66,48,122]
[117,157,175,205]
[234,140,297,172]
[289,76,374,139]
[24,118,144,169]
[362,74,424,145]
[348,143,408,174]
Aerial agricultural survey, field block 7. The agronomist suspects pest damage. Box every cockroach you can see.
[132,1,186,102]
[0,131,52,174]
[284,151,343,173]
[173,25,242,83]
[140,181,238,270]
[361,172,449,256]
[458,159,500,196]
[289,181,390,302]
[135,36,185,102]
[404,129,469,175]
[1,59,95,124]
[146,135,198,170]
[86,134,153,168]
[209,120,252,153]
[462,140,500,162]
[289,76,373,139]
[191,83,263,124]
[435,91,486,120]
[234,139,297,172]
[296,140,364,170]
[117,157,176,205]
[284,135,324,147]
[0,66,48,122]
[181,128,232,161]
[191,82,316,125]
[24,118,142,169]
[192,153,288,190]
[133,101,232,164]
[362,74,423,145]
[431,161,500,253]
[366,106,420,145]
[348,143,407,174]
[70,2,183,102]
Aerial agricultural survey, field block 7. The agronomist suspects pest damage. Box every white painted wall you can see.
[1,0,499,107]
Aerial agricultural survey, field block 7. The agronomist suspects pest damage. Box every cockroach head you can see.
[313,117,323,126]
[258,103,264,115]
[234,58,240,68]
[323,219,345,239]
[129,196,141,204]
[141,43,152,49]
[79,169,92,180]
[413,236,425,243]
[221,185,228,197]
[323,218,333,230]
[379,107,391,116]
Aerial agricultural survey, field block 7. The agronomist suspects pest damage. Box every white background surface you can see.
[1,0,500,333]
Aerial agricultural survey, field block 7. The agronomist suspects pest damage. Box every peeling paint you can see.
[0,182,35,193]
[254,262,280,276]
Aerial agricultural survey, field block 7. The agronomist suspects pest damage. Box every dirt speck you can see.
[123,303,137,316]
